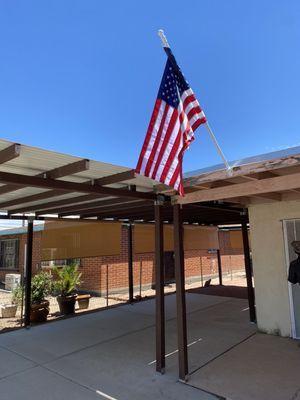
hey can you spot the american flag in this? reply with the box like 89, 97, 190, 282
136, 47, 206, 195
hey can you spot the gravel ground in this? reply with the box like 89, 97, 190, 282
0, 271, 246, 333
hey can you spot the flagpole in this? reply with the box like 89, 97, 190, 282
157, 29, 232, 175
204, 122, 232, 173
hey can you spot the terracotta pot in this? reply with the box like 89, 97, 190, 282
30, 300, 50, 323
57, 294, 77, 315
77, 294, 91, 310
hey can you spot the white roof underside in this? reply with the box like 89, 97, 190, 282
0, 138, 158, 214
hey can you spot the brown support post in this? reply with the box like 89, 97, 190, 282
241, 220, 256, 323
155, 202, 165, 373
128, 223, 134, 303
24, 219, 33, 328
173, 204, 188, 381
217, 249, 223, 286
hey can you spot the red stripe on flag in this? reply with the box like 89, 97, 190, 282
135, 99, 162, 173
183, 94, 196, 109
187, 106, 202, 121
169, 162, 181, 187
192, 116, 207, 131
144, 104, 169, 176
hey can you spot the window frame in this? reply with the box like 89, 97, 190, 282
0, 238, 19, 270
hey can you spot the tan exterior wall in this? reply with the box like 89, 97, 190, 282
248, 200, 300, 337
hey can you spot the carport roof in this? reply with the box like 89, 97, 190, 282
0, 138, 245, 225
3, 138, 300, 222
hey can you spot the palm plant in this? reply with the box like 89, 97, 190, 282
53, 262, 82, 297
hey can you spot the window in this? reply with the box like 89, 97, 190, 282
0, 239, 19, 270
41, 258, 81, 268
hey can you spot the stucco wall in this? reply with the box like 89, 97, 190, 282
248, 200, 300, 337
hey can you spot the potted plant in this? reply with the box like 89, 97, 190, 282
30, 272, 52, 322
53, 263, 82, 315
12, 272, 52, 323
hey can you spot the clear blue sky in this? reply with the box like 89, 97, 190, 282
0, 0, 299, 172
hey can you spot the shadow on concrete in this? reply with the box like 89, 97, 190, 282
187, 284, 248, 299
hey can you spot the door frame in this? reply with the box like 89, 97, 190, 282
282, 219, 299, 339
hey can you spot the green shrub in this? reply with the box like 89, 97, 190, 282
12, 271, 52, 305
12, 285, 23, 305
31, 272, 52, 304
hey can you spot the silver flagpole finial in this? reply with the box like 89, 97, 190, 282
158, 29, 170, 48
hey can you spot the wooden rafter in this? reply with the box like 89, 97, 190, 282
8, 194, 109, 215
0, 169, 137, 211
77, 202, 151, 218
0, 143, 21, 164
0, 189, 71, 210
43, 198, 148, 217
0, 170, 156, 200
178, 171, 300, 204
183, 153, 300, 188
0, 159, 90, 196
93, 170, 135, 185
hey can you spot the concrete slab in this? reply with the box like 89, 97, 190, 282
187, 333, 300, 400
45, 326, 216, 400
0, 366, 103, 400
0, 293, 257, 400
167, 299, 256, 374
44, 296, 254, 400
122, 293, 230, 319
0, 307, 154, 364
0, 346, 36, 379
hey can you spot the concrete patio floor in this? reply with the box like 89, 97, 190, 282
0, 292, 265, 400
188, 332, 300, 400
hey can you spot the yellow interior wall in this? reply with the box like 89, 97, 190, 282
134, 224, 219, 253
41, 221, 121, 260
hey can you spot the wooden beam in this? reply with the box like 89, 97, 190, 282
8, 194, 108, 214
58, 199, 150, 217
173, 204, 188, 381
0, 159, 90, 196
183, 152, 300, 188
39, 197, 130, 216
38, 159, 90, 179
251, 193, 282, 202
155, 202, 165, 373
178, 171, 300, 204
0, 189, 69, 209
187, 203, 243, 214
93, 170, 135, 186
79, 203, 151, 218
0, 143, 21, 164
0, 170, 157, 200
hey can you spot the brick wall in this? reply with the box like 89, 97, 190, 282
0, 231, 42, 282
0, 226, 245, 294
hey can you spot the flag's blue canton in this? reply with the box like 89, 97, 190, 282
157, 59, 189, 108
